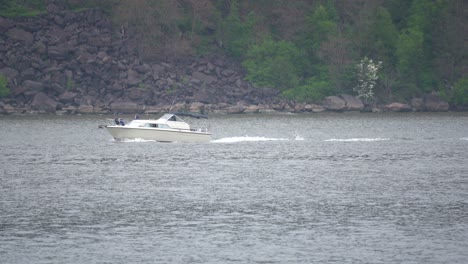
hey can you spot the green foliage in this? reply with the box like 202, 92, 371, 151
66, 77, 74, 90
303, 3, 337, 55
218, 1, 254, 59
64, 0, 118, 13
282, 77, 334, 102
370, 7, 399, 63
0, 74, 10, 98
309, 5, 336, 44
243, 39, 306, 90
0, 0, 45, 17
451, 77, 468, 105
396, 28, 424, 81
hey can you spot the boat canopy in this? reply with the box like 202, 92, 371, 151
170, 112, 208, 119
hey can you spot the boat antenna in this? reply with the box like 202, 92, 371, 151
169, 94, 178, 112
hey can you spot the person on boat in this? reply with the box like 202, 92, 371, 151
119, 118, 125, 126
134, 114, 140, 119
114, 117, 119, 125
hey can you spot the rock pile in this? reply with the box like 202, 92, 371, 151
0, 6, 280, 114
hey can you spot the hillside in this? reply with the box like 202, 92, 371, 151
0, 0, 467, 114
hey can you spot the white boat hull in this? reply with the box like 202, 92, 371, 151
106, 126, 211, 142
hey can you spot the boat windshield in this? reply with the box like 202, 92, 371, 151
160, 114, 184, 122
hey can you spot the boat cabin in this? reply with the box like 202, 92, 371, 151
125, 113, 191, 130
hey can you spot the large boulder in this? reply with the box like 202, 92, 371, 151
0, 67, 19, 80
322, 96, 346, 111
1, 104, 17, 114
410, 98, 424, 111
339, 94, 364, 111
384, 102, 411, 112
58, 91, 77, 103
189, 102, 206, 113
7, 28, 34, 44
304, 104, 325, 113
192, 71, 217, 84
47, 46, 74, 60
424, 94, 449, 111
0, 17, 14, 29
227, 104, 246, 114
23, 80, 46, 92
31, 92, 58, 112
77, 105, 95, 114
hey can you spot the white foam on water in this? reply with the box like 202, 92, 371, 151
324, 138, 390, 142
460, 138, 468, 141
212, 136, 290, 143
294, 135, 305, 141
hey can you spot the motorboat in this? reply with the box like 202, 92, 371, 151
105, 112, 211, 142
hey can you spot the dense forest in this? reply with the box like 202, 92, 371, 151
1, 0, 467, 106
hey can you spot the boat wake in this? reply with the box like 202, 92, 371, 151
324, 137, 390, 142
212, 136, 294, 143
461, 138, 468, 141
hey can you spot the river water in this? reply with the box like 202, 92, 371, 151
1, 112, 467, 263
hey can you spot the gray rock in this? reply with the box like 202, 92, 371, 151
410, 98, 424, 111
88, 35, 111, 47
51, 83, 66, 94
339, 94, 364, 110
23, 80, 46, 91
128, 88, 151, 101
384, 102, 411, 112
77, 104, 94, 114
227, 104, 246, 114
304, 104, 325, 113
322, 96, 346, 111
0, 17, 14, 29
2, 104, 16, 114
193, 89, 215, 104
192, 71, 217, 84
134, 64, 151, 74
58, 91, 77, 103
0, 67, 19, 80
7, 28, 34, 44
424, 94, 449, 111
20, 68, 36, 80
48, 46, 74, 60
31, 92, 58, 112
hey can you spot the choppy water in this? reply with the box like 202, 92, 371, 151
1, 112, 467, 263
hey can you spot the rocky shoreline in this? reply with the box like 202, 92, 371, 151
0, 5, 460, 116
0, 92, 454, 115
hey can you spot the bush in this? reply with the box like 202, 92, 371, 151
0, 74, 10, 97
243, 39, 306, 90
452, 77, 468, 105
282, 77, 334, 102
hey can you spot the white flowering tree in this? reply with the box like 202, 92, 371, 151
353, 57, 382, 103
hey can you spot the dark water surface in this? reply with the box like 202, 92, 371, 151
1, 112, 467, 263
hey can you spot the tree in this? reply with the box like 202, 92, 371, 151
353, 57, 382, 103
243, 39, 306, 90
396, 28, 424, 82
217, 1, 253, 59
370, 7, 399, 64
